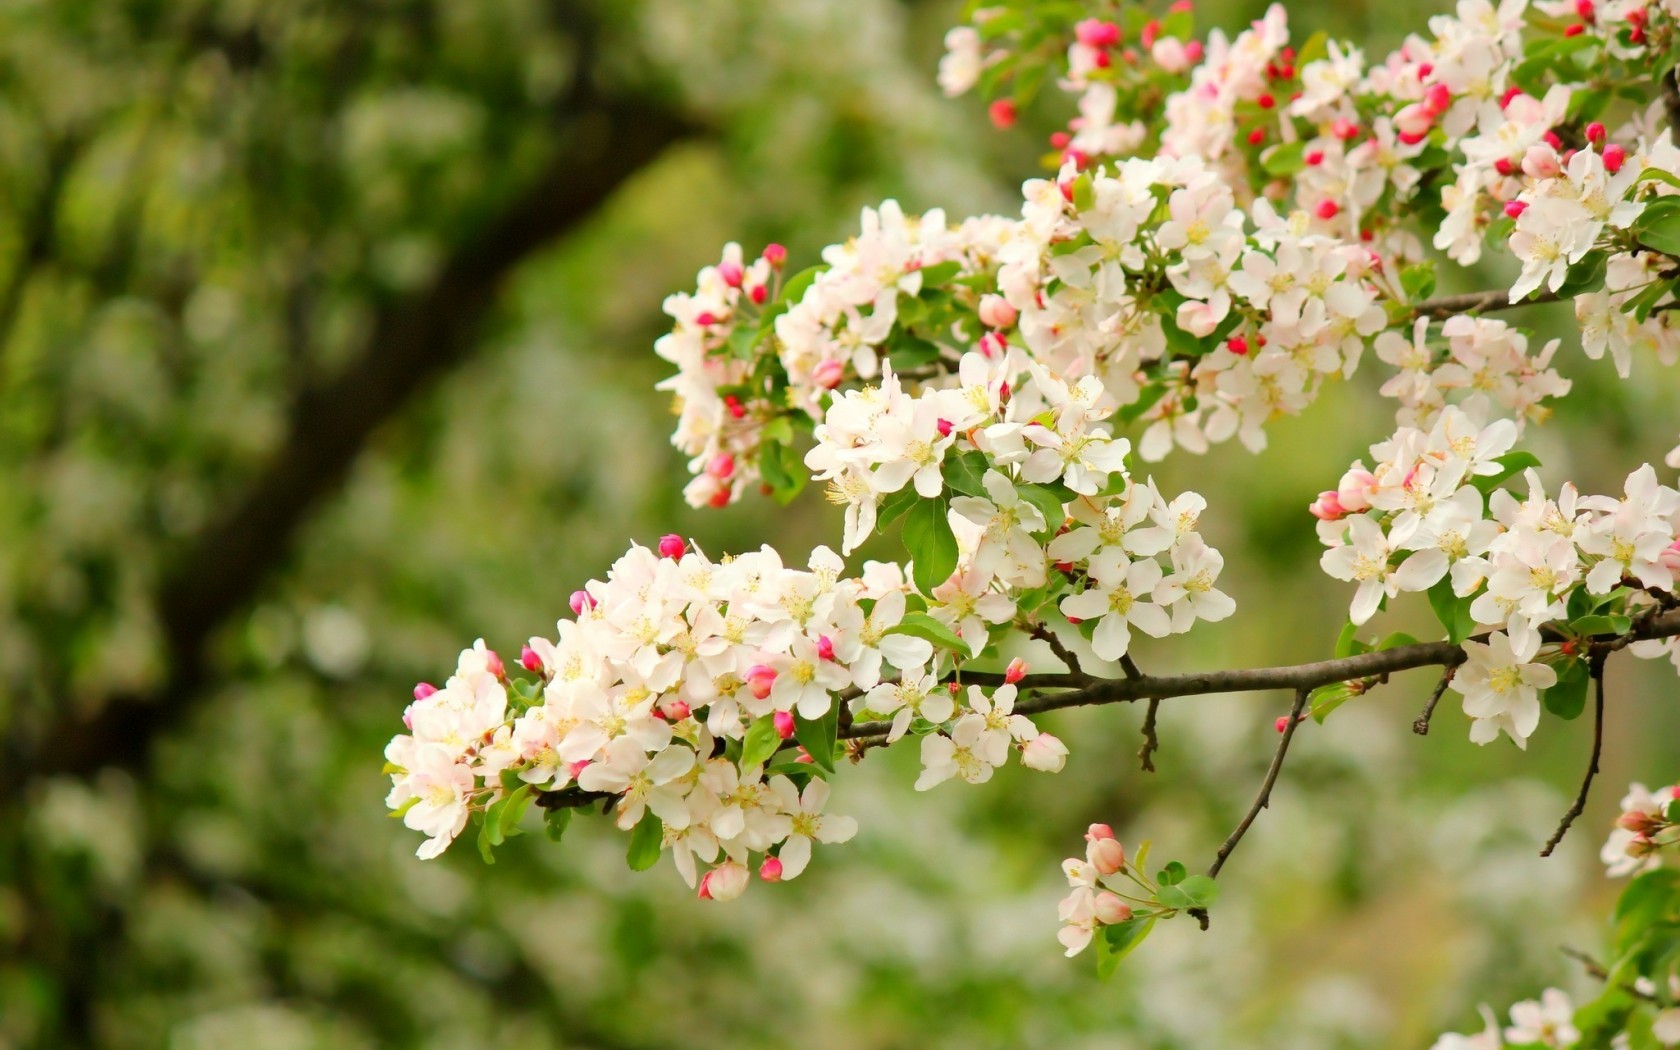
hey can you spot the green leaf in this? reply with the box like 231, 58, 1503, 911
1638, 167, 1680, 191
1156, 861, 1187, 886
1260, 140, 1305, 177
1634, 197, 1680, 256
904, 499, 959, 596
740, 716, 783, 769
1571, 613, 1632, 637
1378, 632, 1420, 650
777, 265, 823, 309
1095, 916, 1156, 980
1016, 483, 1068, 534
626, 812, 664, 871
1543, 658, 1590, 720
495, 784, 534, 842
1556, 250, 1608, 298
757, 437, 808, 505
875, 485, 920, 531
1309, 682, 1357, 724
388, 796, 419, 820
1071, 173, 1096, 212
942, 451, 990, 497
1471, 451, 1542, 496
1334, 620, 1361, 659
478, 823, 497, 865
543, 807, 573, 843
1399, 262, 1437, 302
794, 708, 839, 773
917, 260, 962, 286
1118, 382, 1169, 425
1155, 874, 1218, 910
1426, 578, 1477, 644
888, 612, 970, 655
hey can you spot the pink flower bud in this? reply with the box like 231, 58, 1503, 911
698, 861, 749, 901
1423, 83, 1452, 116
979, 331, 1008, 358
1274, 715, 1291, 733
988, 98, 1017, 129
1618, 810, 1659, 834
413, 682, 438, 701
1543, 129, 1563, 151
1005, 657, 1028, 684
568, 759, 590, 780
1304, 149, 1324, 166
746, 664, 777, 700
1659, 540, 1680, 573
816, 634, 836, 661
795, 747, 814, 764
1504, 199, 1528, 219
1494, 157, 1516, 176
1586, 121, 1606, 145
663, 699, 692, 721
1315, 199, 1341, 220
978, 294, 1018, 329
1604, 144, 1627, 174
1076, 18, 1122, 48
1151, 37, 1191, 72
1088, 836, 1126, 875
812, 358, 845, 389
1575, 0, 1595, 19
762, 243, 787, 267
1184, 39, 1204, 63
483, 649, 506, 680
1140, 19, 1160, 49
658, 534, 687, 559
1226, 335, 1249, 355
1247, 127, 1266, 146
725, 395, 747, 420
936, 418, 954, 438
1094, 891, 1133, 925
717, 260, 744, 288
1336, 466, 1376, 512
1022, 733, 1069, 772
1522, 144, 1561, 179
1308, 490, 1347, 521
706, 452, 736, 480
694, 311, 719, 327
759, 856, 785, 882
1563, 22, 1585, 36
1086, 823, 1116, 842
774, 710, 796, 739
570, 589, 595, 616
1065, 616, 1082, 626
749, 284, 768, 305
1331, 117, 1360, 141
520, 645, 544, 673
1394, 102, 1434, 137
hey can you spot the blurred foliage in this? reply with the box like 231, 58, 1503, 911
2, 0, 1680, 1048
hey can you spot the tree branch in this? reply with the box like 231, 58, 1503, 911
1137, 698, 1160, 772
1411, 286, 1562, 319
842, 609, 1680, 740
11, 94, 699, 787
1207, 688, 1309, 880
1540, 652, 1607, 857
1412, 663, 1461, 736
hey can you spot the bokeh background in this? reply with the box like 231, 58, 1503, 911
3, 1, 1678, 1047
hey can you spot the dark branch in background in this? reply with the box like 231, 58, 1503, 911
9, 93, 699, 790
1665, 70, 1680, 139
1207, 688, 1309, 880
1412, 663, 1461, 736
1541, 651, 1608, 857
1028, 620, 1084, 674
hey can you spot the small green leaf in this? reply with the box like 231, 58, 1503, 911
1015, 483, 1068, 534
389, 796, 419, 820
941, 451, 990, 497
478, 824, 497, 865
1156, 861, 1187, 886
1399, 262, 1437, 302
875, 486, 920, 531
1309, 682, 1357, 724
1260, 141, 1305, 177
794, 708, 840, 773
1334, 621, 1361, 659
1556, 250, 1608, 298
1543, 658, 1590, 720
1378, 632, 1420, 650
904, 499, 959, 596
1095, 916, 1156, 980
543, 807, 573, 843
1635, 197, 1680, 256
740, 716, 783, 769
1471, 451, 1542, 496
626, 812, 665, 871
917, 260, 962, 286
1156, 874, 1218, 910
495, 784, 534, 842
1571, 613, 1632, 637
888, 612, 969, 655
1427, 578, 1478, 644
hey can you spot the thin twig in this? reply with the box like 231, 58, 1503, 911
1561, 945, 1662, 1002
1412, 663, 1460, 736
1119, 654, 1142, 680
1028, 621, 1084, 675
1541, 653, 1607, 857
1137, 698, 1161, 772
1208, 688, 1311, 880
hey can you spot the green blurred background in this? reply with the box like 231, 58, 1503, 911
2, 1, 1678, 1047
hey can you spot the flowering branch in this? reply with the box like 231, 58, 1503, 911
1207, 687, 1310, 880
1411, 665, 1462, 736
1411, 286, 1563, 319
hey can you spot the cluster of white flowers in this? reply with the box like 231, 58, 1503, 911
1316, 406, 1680, 746
1506, 140, 1644, 301
1601, 779, 1679, 877
1375, 315, 1568, 429
654, 242, 784, 509
1430, 988, 1580, 1050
